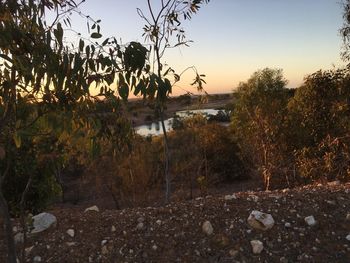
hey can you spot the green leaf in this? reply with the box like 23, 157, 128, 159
79, 39, 84, 52
91, 32, 102, 39
118, 83, 129, 101
13, 132, 21, 148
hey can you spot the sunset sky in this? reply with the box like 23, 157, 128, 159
68, 0, 346, 95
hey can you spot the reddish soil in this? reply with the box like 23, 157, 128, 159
1, 182, 350, 262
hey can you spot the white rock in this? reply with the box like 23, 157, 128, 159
346, 213, 350, 221
304, 216, 317, 226
33, 256, 42, 262
346, 234, 350, 241
247, 211, 275, 231
111, 225, 116, 232
202, 221, 214, 235
224, 194, 237, 200
66, 229, 75, 238
285, 222, 291, 228
156, 220, 162, 225
84, 205, 99, 213
250, 240, 264, 254
152, 244, 158, 250
31, 213, 57, 234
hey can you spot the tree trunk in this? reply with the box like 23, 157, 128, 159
160, 110, 170, 203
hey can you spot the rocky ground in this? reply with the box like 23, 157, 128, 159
1, 182, 350, 263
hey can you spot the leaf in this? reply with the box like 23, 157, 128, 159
13, 132, 21, 148
79, 39, 84, 52
91, 32, 102, 39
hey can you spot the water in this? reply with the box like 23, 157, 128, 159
134, 109, 220, 136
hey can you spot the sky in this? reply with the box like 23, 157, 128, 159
66, 0, 347, 95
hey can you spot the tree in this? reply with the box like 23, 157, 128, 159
288, 69, 350, 149
341, 0, 350, 63
231, 68, 291, 190
136, 0, 209, 203
0, 1, 147, 262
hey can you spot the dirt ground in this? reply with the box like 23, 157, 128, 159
1, 181, 350, 262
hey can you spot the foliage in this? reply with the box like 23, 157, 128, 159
295, 136, 350, 182
137, 0, 210, 202
287, 69, 350, 149
231, 68, 291, 189
341, 0, 350, 63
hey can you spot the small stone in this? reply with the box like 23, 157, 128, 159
111, 226, 116, 232
250, 240, 264, 254
247, 210, 275, 231
101, 246, 108, 255
202, 221, 214, 235
346, 234, 350, 241
285, 222, 291, 228
229, 249, 239, 258
280, 256, 288, 263
84, 205, 99, 213
31, 213, 57, 234
305, 216, 317, 226
156, 220, 162, 225
224, 194, 237, 200
346, 213, 350, 221
33, 256, 42, 262
136, 222, 144, 230
152, 244, 158, 250
66, 229, 75, 238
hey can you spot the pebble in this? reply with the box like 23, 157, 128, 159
152, 244, 158, 250
84, 205, 99, 213
346, 213, 350, 221
304, 216, 317, 226
224, 194, 237, 200
346, 234, 350, 241
229, 249, 239, 258
250, 240, 264, 254
33, 256, 42, 262
101, 246, 108, 255
136, 222, 144, 230
111, 226, 116, 232
66, 229, 75, 238
284, 222, 291, 228
202, 221, 214, 235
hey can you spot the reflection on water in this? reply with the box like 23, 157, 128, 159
135, 109, 220, 136
134, 118, 174, 137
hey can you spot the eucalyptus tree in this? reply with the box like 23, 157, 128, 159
341, 0, 350, 63
0, 1, 147, 262
136, 0, 209, 203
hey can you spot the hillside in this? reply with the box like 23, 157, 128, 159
1, 182, 349, 262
